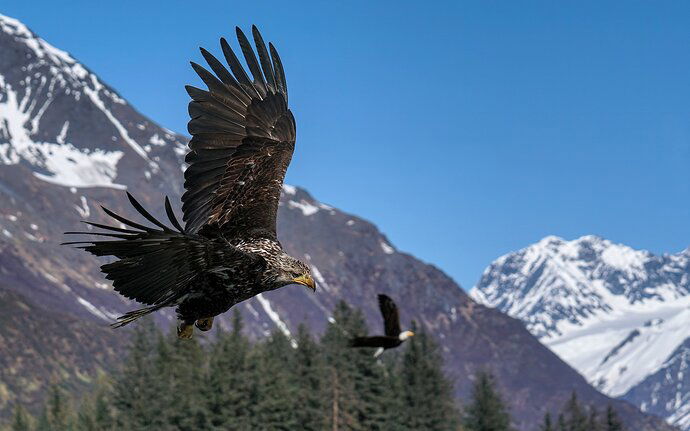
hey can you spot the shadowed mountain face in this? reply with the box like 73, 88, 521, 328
0, 14, 676, 430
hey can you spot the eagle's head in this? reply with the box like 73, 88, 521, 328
275, 255, 316, 291
399, 330, 415, 341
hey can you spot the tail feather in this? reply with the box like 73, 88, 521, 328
111, 304, 166, 328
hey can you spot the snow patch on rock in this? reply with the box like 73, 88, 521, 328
256, 293, 296, 347
288, 200, 319, 216
380, 240, 395, 255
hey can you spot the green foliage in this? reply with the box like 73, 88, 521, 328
204, 310, 255, 430
557, 413, 567, 431
547, 393, 626, 431
252, 331, 300, 430
399, 322, 458, 430
292, 324, 327, 431
110, 318, 161, 430
38, 386, 73, 431
462, 370, 511, 431
74, 377, 113, 431
587, 407, 602, 431
562, 392, 588, 431
161, 332, 208, 431
605, 405, 624, 431
321, 300, 377, 430
11, 405, 31, 431
24, 302, 463, 430
540, 412, 553, 431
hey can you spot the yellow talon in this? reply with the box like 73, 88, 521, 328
177, 322, 194, 339
195, 317, 214, 332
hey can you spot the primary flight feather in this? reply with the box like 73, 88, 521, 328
64, 26, 315, 338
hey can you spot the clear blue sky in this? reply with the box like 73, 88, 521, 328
4, 1, 689, 289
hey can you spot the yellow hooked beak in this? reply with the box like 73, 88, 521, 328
292, 274, 316, 292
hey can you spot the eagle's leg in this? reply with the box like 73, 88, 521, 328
195, 317, 214, 332
177, 319, 195, 339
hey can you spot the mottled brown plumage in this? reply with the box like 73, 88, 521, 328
64, 27, 314, 337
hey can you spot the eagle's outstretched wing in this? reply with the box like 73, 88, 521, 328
182, 26, 296, 239
378, 294, 401, 337
63, 193, 264, 326
350, 336, 396, 348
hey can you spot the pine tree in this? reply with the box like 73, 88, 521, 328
161, 328, 209, 431
40, 385, 72, 431
204, 310, 255, 430
251, 330, 300, 430
399, 324, 458, 430
110, 319, 163, 430
605, 405, 624, 431
74, 377, 114, 431
462, 371, 511, 431
562, 392, 587, 431
353, 342, 396, 431
11, 404, 32, 431
37, 411, 50, 431
557, 414, 567, 431
321, 300, 380, 430
587, 407, 601, 431
293, 324, 327, 431
540, 412, 553, 431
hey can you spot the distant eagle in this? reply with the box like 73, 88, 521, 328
65, 26, 315, 338
350, 294, 414, 357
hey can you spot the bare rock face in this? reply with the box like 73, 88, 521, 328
0, 14, 676, 430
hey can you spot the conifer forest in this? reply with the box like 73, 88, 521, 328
5, 301, 626, 431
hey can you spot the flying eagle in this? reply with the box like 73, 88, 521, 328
350, 294, 414, 357
65, 26, 315, 338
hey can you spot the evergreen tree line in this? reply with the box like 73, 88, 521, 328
539, 392, 625, 431
8, 301, 459, 431
461, 372, 627, 431
6, 300, 629, 431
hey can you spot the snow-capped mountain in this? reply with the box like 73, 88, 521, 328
471, 235, 690, 429
625, 337, 690, 430
0, 14, 676, 430
0, 14, 188, 190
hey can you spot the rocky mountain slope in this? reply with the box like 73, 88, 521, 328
471, 235, 690, 429
625, 338, 690, 431
0, 13, 676, 430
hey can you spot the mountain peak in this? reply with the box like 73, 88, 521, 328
0, 14, 187, 191
472, 234, 690, 422
0, 13, 76, 68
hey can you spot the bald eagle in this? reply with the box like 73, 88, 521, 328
350, 294, 414, 357
65, 26, 315, 338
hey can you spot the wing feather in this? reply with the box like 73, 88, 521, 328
236, 27, 268, 98
378, 294, 401, 337
220, 37, 261, 100
182, 27, 295, 238
64, 198, 261, 307
350, 336, 396, 348
252, 25, 277, 92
